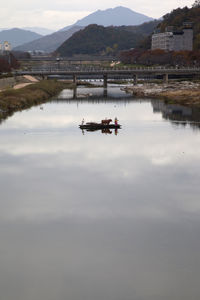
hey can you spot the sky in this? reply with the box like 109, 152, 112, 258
0, 0, 195, 30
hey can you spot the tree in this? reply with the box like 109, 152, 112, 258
193, 0, 200, 7
0, 57, 11, 72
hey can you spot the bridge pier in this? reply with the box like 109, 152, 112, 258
73, 86, 77, 99
73, 74, 77, 85
103, 88, 108, 98
133, 74, 138, 85
103, 74, 107, 88
163, 73, 169, 83
42, 75, 48, 80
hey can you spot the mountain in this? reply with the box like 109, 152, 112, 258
22, 27, 55, 35
119, 20, 160, 36
60, 6, 153, 31
14, 26, 83, 52
56, 24, 148, 56
12, 6, 154, 53
0, 28, 42, 48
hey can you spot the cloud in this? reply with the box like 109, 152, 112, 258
0, 0, 195, 30
0, 9, 90, 30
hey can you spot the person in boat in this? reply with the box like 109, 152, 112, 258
114, 117, 118, 126
82, 118, 85, 125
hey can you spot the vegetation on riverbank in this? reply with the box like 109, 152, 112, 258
0, 80, 74, 118
119, 49, 200, 67
161, 89, 200, 105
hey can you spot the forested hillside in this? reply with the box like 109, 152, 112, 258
156, 4, 200, 49
56, 21, 158, 57
137, 2, 200, 50
119, 48, 200, 66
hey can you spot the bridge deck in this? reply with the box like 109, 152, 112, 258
13, 67, 200, 76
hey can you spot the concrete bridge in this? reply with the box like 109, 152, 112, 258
13, 67, 200, 87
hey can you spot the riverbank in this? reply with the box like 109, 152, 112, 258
0, 75, 39, 91
122, 81, 200, 106
0, 80, 74, 120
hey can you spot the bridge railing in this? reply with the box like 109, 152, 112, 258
13, 66, 200, 75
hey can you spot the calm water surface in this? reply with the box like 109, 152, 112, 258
0, 85, 200, 300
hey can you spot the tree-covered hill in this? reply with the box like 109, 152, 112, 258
137, 2, 200, 50
156, 4, 200, 49
119, 20, 160, 36
55, 22, 158, 57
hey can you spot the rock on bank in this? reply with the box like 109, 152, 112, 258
122, 81, 200, 106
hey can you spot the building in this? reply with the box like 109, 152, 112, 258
0, 41, 12, 53
151, 23, 193, 51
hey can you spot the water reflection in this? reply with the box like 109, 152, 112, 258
79, 117, 121, 135
57, 86, 200, 131
81, 127, 119, 135
0, 85, 200, 300
151, 99, 200, 130
58, 85, 133, 101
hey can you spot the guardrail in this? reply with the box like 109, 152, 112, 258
12, 67, 200, 86
13, 67, 200, 74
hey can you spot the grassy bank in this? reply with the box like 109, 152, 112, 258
160, 89, 200, 106
0, 80, 74, 113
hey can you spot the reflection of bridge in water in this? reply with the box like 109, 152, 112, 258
70, 87, 133, 100
55, 85, 133, 100
13, 67, 200, 87
72, 86, 110, 99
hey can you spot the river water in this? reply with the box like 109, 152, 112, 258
1, 84, 200, 300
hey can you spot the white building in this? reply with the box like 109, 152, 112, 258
151, 23, 193, 51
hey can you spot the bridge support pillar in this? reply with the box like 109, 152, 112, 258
73, 86, 77, 99
133, 74, 138, 85
163, 73, 169, 83
103, 74, 107, 88
103, 88, 108, 98
73, 75, 77, 85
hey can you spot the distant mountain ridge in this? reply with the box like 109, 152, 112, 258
22, 27, 55, 35
60, 6, 153, 31
14, 26, 83, 52
13, 6, 155, 52
0, 28, 42, 48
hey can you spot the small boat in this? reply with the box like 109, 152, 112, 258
79, 122, 121, 130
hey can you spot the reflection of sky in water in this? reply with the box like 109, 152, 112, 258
0, 87, 200, 300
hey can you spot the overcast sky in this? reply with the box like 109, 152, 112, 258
0, 0, 195, 30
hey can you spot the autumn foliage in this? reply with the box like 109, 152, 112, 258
0, 53, 20, 73
119, 49, 200, 66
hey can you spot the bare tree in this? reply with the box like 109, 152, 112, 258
193, 0, 200, 7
